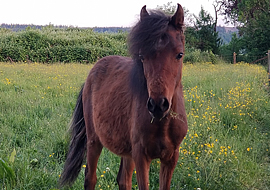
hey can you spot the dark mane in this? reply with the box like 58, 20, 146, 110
130, 59, 148, 99
128, 10, 171, 60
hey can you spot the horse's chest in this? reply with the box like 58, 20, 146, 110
144, 136, 175, 160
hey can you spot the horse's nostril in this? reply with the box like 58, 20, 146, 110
147, 97, 169, 115
147, 98, 156, 113
160, 98, 169, 112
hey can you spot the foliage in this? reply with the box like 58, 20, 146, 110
156, 1, 177, 15
218, 0, 270, 59
0, 27, 128, 63
184, 48, 215, 64
192, 7, 221, 54
184, 7, 221, 55
239, 11, 270, 58
209, 50, 218, 64
0, 62, 269, 189
184, 27, 199, 49
217, 0, 269, 24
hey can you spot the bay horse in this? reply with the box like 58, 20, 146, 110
60, 4, 187, 190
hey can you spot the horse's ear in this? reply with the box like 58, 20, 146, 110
140, 5, 149, 20
170, 4, 184, 30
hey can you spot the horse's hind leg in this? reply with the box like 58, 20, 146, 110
84, 131, 103, 190
83, 95, 103, 189
117, 157, 135, 190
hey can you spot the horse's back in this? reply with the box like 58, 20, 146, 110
84, 55, 134, 156
89, 56, 132, 86
88, 55, 133, 95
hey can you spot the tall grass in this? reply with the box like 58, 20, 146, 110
0, 62, 269, 189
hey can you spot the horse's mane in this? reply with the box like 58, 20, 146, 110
128, 10, 171, 61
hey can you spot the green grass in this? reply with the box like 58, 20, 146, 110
0, 62, 269, 190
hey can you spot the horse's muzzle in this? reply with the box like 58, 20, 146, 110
147, 97, 170, 120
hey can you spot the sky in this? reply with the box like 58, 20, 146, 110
0, 0, 229, 27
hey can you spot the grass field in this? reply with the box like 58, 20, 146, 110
0, 62, 269, 190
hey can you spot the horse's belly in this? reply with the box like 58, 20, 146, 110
91, 80, 133, 156
93, 115, 132, 156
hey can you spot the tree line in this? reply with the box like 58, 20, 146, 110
0, 23, 232, 44
0, 24, 130, 33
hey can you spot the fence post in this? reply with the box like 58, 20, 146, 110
268, 50, 270, 86
233, 52, 237, 64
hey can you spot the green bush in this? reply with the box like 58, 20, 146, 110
0, 27, 128, 63
184, 48, 222, 64
184, 48, 209, 63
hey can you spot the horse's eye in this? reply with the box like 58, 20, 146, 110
176, 53, 183, 60
139, 54, 145, 62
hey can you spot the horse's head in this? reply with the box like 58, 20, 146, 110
129, 4, 185, 120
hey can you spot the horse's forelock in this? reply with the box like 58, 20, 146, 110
128, 10, 171, 60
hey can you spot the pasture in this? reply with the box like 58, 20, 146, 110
0, 62, 269, 189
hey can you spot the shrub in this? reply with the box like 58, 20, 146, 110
184, 48, 210, 63
0, 28, 128, 63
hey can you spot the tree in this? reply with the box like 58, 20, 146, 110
217, 0, 269, 24
212, 1, 223, 32
156, 1, 176, 15
193, 7, 221, 54
217, 0, 270, 58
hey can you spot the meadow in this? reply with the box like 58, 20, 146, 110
0, 62, 269, 190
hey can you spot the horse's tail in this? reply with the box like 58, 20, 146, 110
59, 85, 86, 187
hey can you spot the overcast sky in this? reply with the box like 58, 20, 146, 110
1, 0, 228, 27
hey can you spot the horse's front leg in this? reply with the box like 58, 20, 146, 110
117, 157, 135, 190
133, 148, 151, 190
159, 150, 179, 190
